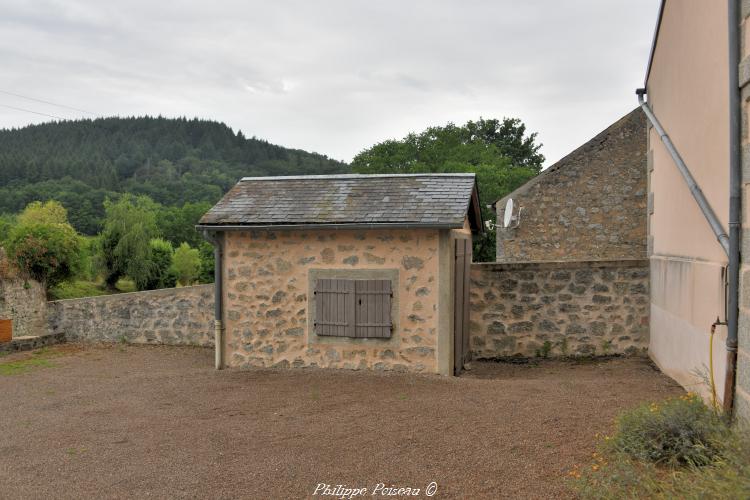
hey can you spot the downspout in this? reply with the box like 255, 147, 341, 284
202, 230, 224, 370
636, 0, 742, 415
724, 0, 741, 416
636, 89, 731, 255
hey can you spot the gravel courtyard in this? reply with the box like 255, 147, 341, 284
0, 345, 682, 499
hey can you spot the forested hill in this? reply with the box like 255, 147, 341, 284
0, 116, 349, 234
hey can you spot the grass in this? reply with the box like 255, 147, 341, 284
0, 347, 62, 376
48, 280, 110, 300
48, 277, 138, 300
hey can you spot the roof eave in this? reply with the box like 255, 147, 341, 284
196, 222, 466, 232
644, 0, 666, 87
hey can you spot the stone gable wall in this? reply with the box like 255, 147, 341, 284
0, 278, 47, 339
736, 0, 750, 422
222, 228, 442, 373
496, 109, 647, 262
47, 284, 214, 346
469, 260, 649, 358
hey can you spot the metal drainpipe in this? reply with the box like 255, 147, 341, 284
636, 89, 731, 255
724, 0, 741, 416
202, 230, 224, 370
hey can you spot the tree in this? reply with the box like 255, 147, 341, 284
16, 200, 69, 225
198, 241, 215, 283
142, 238, 176, 290
171, 242, 201, 286
0, 213, 16, 244
5, 202, 81, 287
465, 118, 544, 170
158, 201, 212, 248
352, 117, 544, 261
98, 195, 159, 290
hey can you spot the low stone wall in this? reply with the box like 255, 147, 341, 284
469, 260, 649, 358
47, 284, 215, 346
0, 332, 66, 353
0, 278, 47, 339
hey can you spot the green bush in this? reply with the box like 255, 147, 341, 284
573, 394, 749, 499
198, 241, 214, 283
171, 242, 201, 286
142, 238, 176, 290
6, 221, 81, 288
608, 393, 727, 467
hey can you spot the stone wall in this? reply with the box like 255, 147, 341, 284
0, 278, 47, 339
222, 228, 444, 373
469, 260, 649, 358
496, 109, 647, 262
737, 0, 750, 422
0, 332, 65, 354
47, 284, 215, 346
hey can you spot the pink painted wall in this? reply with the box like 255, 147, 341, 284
646, 0, 730, 401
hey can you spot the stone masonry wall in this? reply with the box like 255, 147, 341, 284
222, 228, 441, 373
736, 0, 750, 422
470, 260, 649, 358
0, 278, 47, 339
496, 108, 647, 262
47, 284, 214, 346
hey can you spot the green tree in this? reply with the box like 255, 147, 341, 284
6, 202, 81, 287
198, 241, 215, 283
158, 202, 212, 248
171, 242, 201, 286
17, 200, 69, 225
0, 213, 16, 244
141, 238, 176, 290
352, 117, 544, 261
98, 195, 160, 290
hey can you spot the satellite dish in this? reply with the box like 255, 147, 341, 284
503, 198, 514, 228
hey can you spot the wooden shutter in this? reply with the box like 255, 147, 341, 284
354, 280, 392, 338
314, 279, 355, 336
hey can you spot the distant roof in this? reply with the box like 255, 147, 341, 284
198, 173, 483, 231
492, 108, 644, 207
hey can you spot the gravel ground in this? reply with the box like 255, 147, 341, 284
0, 345, 683, 499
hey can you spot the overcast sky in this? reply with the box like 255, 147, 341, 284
0, 0, 660, 166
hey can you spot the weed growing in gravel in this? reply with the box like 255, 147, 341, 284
572, 393, 750, 499
536, 341, 552, 358
0, 357, 53, 376
559, 338, 569, 356
610, 393, 727, 467
0, 347, 62, 376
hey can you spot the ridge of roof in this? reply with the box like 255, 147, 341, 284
240, 173, 476, 181
492, 107, 644, 208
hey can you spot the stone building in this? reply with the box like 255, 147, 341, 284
466, 109, 651, 362
198, 174, 482, 376
494, 108, 647, 263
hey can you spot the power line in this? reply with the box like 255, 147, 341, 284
0, 103, 66, 120
0, 89, 96, 116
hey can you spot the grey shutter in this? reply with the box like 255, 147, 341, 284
315, 279, 355, 336
354, 280, 392, 338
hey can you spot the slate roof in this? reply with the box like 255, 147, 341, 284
198, 173, 481, 230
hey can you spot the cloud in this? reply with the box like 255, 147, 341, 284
0, 0, 660, 164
